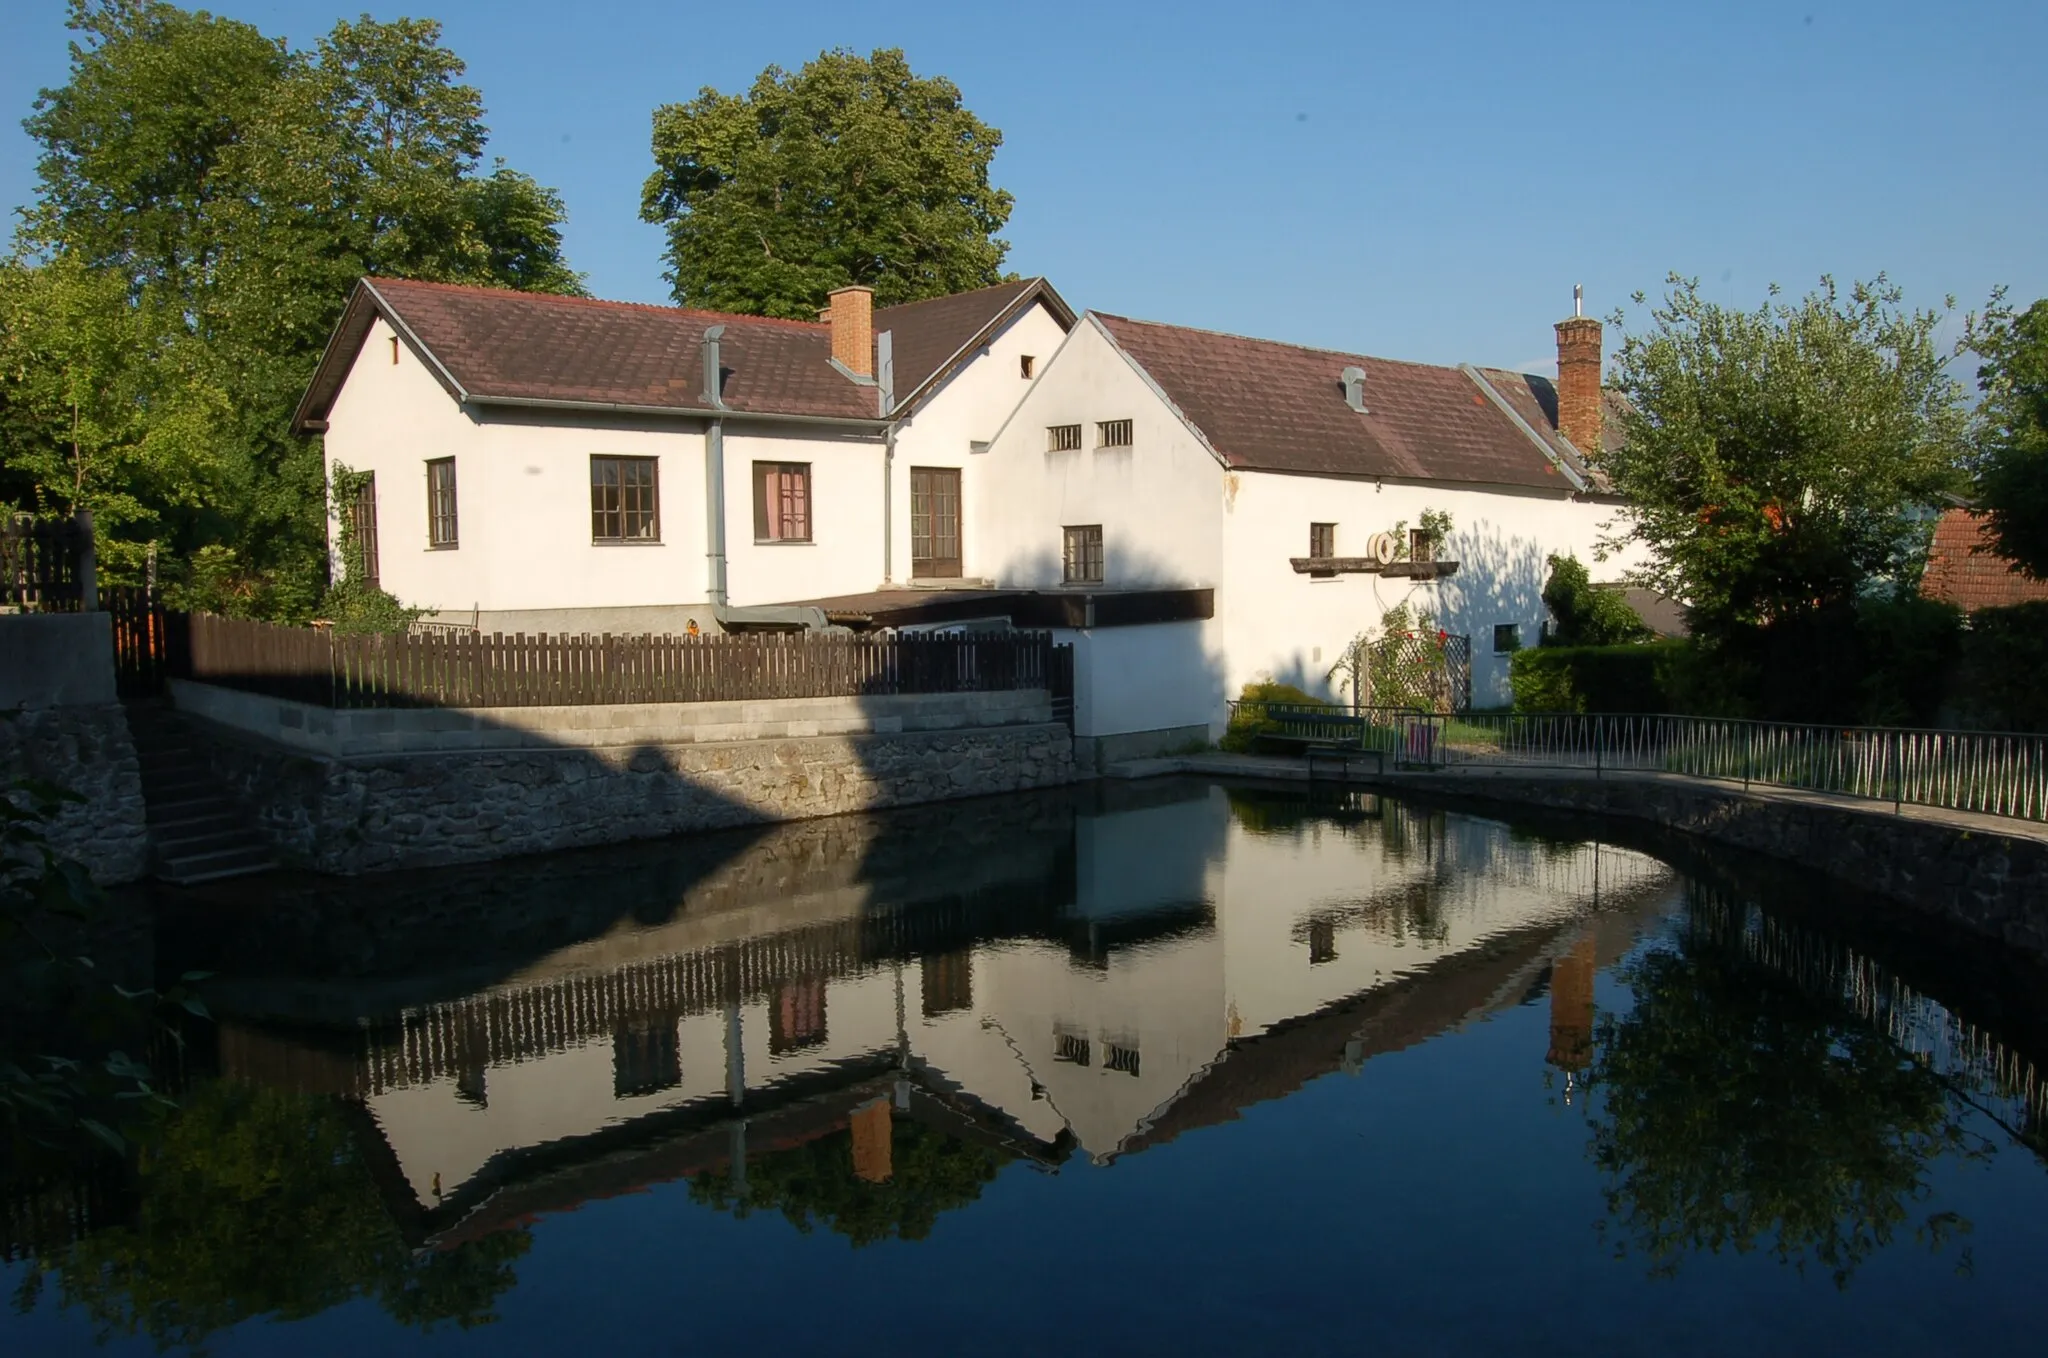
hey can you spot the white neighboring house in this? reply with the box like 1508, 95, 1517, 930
293, 276, 1074, 633
963, 304, 1647, 757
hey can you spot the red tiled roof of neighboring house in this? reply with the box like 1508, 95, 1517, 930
294, 276, 1072, 433
1094, 314, 1593, 491
1472, 367, 1626, 490
875, 277, 1074, 408
1921, 508, 2048, 613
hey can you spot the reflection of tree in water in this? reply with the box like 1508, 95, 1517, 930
690, 1116, 1012, 1247
1587, 891, 1989, 1286
14, 1081, 529, 1349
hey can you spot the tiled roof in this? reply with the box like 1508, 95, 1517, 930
1095, 315, 1579, 490
876, 277, 1074, 408
1921, 509, 2048, 613
1472, 367, 1620, 490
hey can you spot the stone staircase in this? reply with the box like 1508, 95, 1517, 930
126, 705, 277, 884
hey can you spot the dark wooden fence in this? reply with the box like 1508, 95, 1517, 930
107, 585, 170, 698
173, 611, 1069, 710
1, 512, 94, 611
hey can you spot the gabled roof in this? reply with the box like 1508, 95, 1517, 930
294, 276, 1074, 434
1091, 313, 1602, 493
1921, 508, 2048, 614
876, 277, 1075, 413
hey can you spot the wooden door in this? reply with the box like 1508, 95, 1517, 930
910, 467, 962, 578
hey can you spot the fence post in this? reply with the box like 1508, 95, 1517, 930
1893, 730, 1904, 815
74, 509, 97, 611
1595, 714, 1603, 780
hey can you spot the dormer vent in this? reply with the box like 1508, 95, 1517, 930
1341, 365, 1368, 414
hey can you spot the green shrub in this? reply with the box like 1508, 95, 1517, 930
1219, 680, 1327, 752
1511, 642, 1687, 713
1541, 554, 1654, 647
1954, 601, 2048, 732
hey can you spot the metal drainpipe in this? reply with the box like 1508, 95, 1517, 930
877, 330, 896, 584
702, 325, 729, 611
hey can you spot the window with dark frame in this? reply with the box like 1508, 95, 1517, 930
426, 458, 458, 548
1062, 524, 1103, 584
346, 473, 380, 588
1410, 527, 1434, 563
752, 461, 812, 542
1020, 354, 1036, 378
1104, 1042, 1141, 1077
1494, 623, 1522, 654
1054, 1030, 1092, 1066
1097, 418, 1133, 448
590, 456, 659, 542
1309, 522, 1336, 558
1047, 423, 1082, 452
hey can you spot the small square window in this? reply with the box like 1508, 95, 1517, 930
1047, 423, 1082, 452
1020, 355, 1035, 379
1493, 623, 1522, 654
752, 462, 812, 542
590, 456, 659, 542
1410, 528, 1435, 562
1062, 525, 1103, 584
1309, 522, 1336, 558
1097, 419, 1133, 448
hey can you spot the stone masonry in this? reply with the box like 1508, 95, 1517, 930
201, 720, 1076, 875
0, 703, 150, 885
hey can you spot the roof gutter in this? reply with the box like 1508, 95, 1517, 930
461, 393, 889, 430
1459, 364, 1590, 493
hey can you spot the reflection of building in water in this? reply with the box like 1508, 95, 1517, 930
209, 781, 1681, 1245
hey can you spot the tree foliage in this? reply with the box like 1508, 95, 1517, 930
1602, 275, 1969, 641
642, 48, 1014, 318
3, 1, 581, 618
28, 1080, 530, 1348
1964, 292, 2048, 579
1540, 553, 1652, 647
1587, 892, 1982, 1286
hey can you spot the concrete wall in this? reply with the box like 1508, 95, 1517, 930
0, 703, 148, 884
1050, 619, 1224, 760
889, 301, 1068, 582
973, 318, 1226, 591
169, 679, 1053, 758
0, 612, 116, 708
1220, 472, 1645, 708
200, 720, 1075, 875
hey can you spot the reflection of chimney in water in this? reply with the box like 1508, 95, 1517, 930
1547, 935, 1597, 1074
850, 1097, 894, 1184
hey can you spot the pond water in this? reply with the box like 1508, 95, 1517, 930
6, 779, 2048, 1356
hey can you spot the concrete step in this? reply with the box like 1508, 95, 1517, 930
156, 826, 260, 858
148, 808, 244, 837
158, 844, 276, 884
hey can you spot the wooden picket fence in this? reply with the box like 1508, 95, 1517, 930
1, 512, 93, 611
175, 611, 1065, 710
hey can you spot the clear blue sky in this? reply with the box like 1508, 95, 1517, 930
4, 0, 2043, 373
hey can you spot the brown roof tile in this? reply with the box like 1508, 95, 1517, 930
361, 278, 879, 421
1096, 315, 1573, 490
1921, 509, 2048, 614
875, 277, 1074, 408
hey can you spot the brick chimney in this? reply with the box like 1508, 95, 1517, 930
1554, 286, 1603, 455
827, 284, 874, 379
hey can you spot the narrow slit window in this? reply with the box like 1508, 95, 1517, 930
752, 462, 812, 542
1062, 525, 1103, 584
426, 458, 458, 548
1020, 355, 1036, 379
1310, 522, 1336, 558
1097, 419, 1133, 448
590, 456, 660, 542
1047, 423, 1082, 452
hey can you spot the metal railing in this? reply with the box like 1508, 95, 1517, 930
1225, 701, 1443, 767
1418, 712, 2048, 823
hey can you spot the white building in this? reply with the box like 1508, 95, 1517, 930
293, 275, 1074, 634
296, 276, 1646, 758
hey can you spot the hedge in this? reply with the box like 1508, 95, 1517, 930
1509, 641, 1686, 714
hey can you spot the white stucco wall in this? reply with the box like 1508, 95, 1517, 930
322, 316, 892, 619
1220, 472, 1643, 708
1054, 621, 1226, 741
887, 301, 1069, 583
973, 319, 1226, 590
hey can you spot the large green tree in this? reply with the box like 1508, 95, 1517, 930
4, 1, 581, 616
1602, 275, 1969, 641
1964, 292, 2048, 579
642, 48, 1014, 318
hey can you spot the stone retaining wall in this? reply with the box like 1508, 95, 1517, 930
198, 719, 1075, 875
1391, 771, 2048, 958
0, 703, 149, 884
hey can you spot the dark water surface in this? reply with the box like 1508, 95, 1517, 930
6, 779, 2047, 1355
